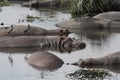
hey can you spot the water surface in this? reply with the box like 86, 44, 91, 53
0, 3, 120, 80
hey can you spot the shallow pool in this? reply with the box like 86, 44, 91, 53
0, 2, 120, 80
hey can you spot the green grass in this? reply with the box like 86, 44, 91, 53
26, 15, 40, 22
0, 7, 2, 12
70, 0, 120, 17
67, 69, 112, 80
0, 1, 12, 7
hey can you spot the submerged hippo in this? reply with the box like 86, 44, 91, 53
0, 36, 86, 52
27, 51, 64, 71
0, 39, 85, 54
70, 51, 120, 68
0, 25, 70, 36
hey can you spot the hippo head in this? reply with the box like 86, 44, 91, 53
79, 58, 94, 68
61, 37, 86, 53
59, 29, 70, 36
72, 39, 86, 49
70, 58, 94, 68
22, 1, 39, 8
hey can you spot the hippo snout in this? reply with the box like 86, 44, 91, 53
79, 58, 94, 68
76, 42, 86, 49
72, 41, 86, 49
69, 59, 94, 68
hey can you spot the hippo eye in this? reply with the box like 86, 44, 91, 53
60, 30, 63, 32
64, 29, 69, 33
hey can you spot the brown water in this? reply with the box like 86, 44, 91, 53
0, 2, 120, 80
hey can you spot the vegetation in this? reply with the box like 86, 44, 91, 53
67, 69, 112, 80
0, 1, 12, 7
0, 7, 2, 12
70, 0, 120, 17
26, 15, 40, 22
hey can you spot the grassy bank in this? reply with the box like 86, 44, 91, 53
70, 0, 120, 17
0, 1, 12, 7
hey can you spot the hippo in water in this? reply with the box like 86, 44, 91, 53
0, 36, 86, 53
56, 12, 120, 30
70, 51, 120, 68
93, 11, 120, 21
22, 0, 70, 8
0, 39, 86, 54
27, 51, 64, 71
0, 25, 70, 36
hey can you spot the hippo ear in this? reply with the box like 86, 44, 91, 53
60, 30, 63, 33
64, 29, 70, 34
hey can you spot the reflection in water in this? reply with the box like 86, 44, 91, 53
24, 54, 28, 60
40, 72, 44, 79
69, 27, 120, 48
69, 28, 112, 48
8, 54, 13, 67
0, 47, 43, 54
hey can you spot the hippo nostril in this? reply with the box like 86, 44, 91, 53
1, 22, 4, 25
79, 42, 86, 49
73, 42, 86, 49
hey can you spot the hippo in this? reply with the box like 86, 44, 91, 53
0, 36, 86, 53
27, 51, 64, 71
0, 39, 85, 54
56, 12, 120, 30
22, 0, 70, 8
69, 51, 120, 68
0, 25, 70, 36
93, 11, 120, 21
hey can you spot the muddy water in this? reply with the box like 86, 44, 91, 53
0, 3, 120, 80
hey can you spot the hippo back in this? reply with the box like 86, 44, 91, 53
93, 12, 120, 21
27, 51, 64, 71
0, 25, 47, 36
